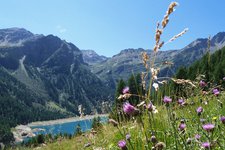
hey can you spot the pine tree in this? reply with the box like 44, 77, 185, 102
74, 124, 82, 136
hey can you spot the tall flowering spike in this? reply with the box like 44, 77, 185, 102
163, 96, 172, 104
123, 102, 135, 115
220, 116, 225, 124
118, 140, 127, 150
196, 106, 203, 116
122, 87, 129, 94
202, 142, 211, 149
199, 80, 206, 87
213, 88, 220, 96
202, 124, 215, 132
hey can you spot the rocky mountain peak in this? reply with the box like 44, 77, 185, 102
0, 28, 36, 47
82, 50, 108, 64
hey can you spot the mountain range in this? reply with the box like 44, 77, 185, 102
82, 32, 225, 89
0, 28, 225, 125
0, 28, 111, 124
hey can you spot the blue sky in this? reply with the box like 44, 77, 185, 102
1, 0, 225, 57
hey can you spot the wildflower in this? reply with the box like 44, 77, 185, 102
154, 142, 166, 150
150, 135, 157, 143
125, 134, 131, 140
152, 83, 159, 91
199, 80, 206, 87
223, 77, 225, 80
195, 134, 201, 140
147, 103, 153, 111
178, 99, 185, 105
212, 116, 217, 121
202, 124, 215, 132
213, 88, 220, 96
220, 116, 225, 124
122, 87, 129, 94
123, 102, 136, 115
178, 123, 186, 131
118, 140, 127, 150
201, 142, 211, 149
202, 91, 208, 95
163, 96, 172, 104
147, 103, 158, 113
196, 107, 203, 116
186, 138, 192, 145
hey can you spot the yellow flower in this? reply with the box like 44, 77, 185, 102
212, 117, 217, 121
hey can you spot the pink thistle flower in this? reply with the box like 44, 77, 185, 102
213, 89, 220, 96
118, 140, 127, 150
178, 123, 186, 131
202, 142, 211, 149
163, 96, 172, 103
123, 102, 135, 115
195, 134, 201, 140
196, 107, 203, 115
122, 87, 129, 94
199, 80, 206, 87
178, 99, 185, 105
202, 124, 215, 132
220, 116, 225, 124
126, 134, 131, 140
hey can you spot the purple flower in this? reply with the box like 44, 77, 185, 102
202, 124, 215, 132
202, 142, 211, 149
213, 89, 220, 96
223, 77, 225, 81
122, 87, 129, 94
220, 116, 225, 124
163, 96, 172, 104
147, 103, 153, 111
178, 123, 186, 131
118, 140, 127, 149
126, 134, 131, 140
178, 99, 185, 105
199, 80, 206, 87
150, 135, 157, 143
123, 102, 135, 115
195, 134, 201, 140
196, 107, 203, 115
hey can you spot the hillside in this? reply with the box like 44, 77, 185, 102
84, 32, 225, 90
176, 46, 225, 83
0, 28, 113, 139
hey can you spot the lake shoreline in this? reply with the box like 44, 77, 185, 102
28, 114, 109, 127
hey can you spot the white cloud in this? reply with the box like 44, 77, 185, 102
56, 25, 67, 33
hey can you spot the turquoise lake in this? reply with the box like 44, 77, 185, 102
30, 116, 108, 136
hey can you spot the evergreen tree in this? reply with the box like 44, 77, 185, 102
74, 124, 82, 136
91, 117, 102, 130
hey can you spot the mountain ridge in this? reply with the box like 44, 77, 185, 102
0, 28, 112, 127
82, 32, 225, 89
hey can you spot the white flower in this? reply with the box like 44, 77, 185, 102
152, 83, 159, 91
